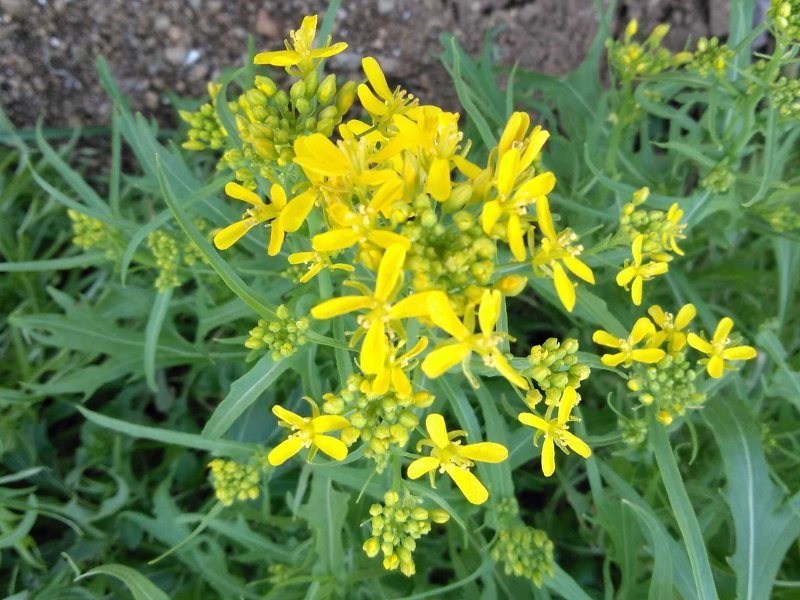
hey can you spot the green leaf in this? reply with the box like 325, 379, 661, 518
623, 500, 675, 600
75, 563, 170, 600
703, 395, 800, 600
0, 252, 107, 272
76, 405, 254, 456
157, 158, 278, 321
649, 412, 719, 600
297, 474, 348, 577
144, 289, 173, 392
202, 353, 292, 439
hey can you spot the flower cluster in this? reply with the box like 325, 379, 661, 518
769, 0, 800, 41
362, 490, 449, 577
68, 209, 117, 259
595, 305, 756, 429
525, 337, 591, 406
491, 498, 554, 588
208, 458, 261, 506
147, 225, 209, 292
606, 21, 691, 82
245, 304, 309, 361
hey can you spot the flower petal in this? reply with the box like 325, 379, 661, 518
280, 190, 316, 232
426, 293, 470, 339
630, 317, 655, 344
722, 345, 756, 361
214, 219, 257, 250
557, 386, 577, 424
518, 412, 549, 432
374, 244, 406, 301
707, 355, 725, 378
407, 456, 440, 480
425, 413, 450, 448
312, 228, 362, 252
687, 332, 712, 354
311, 296, 373, 319
563, 431, 592, 458
631, 348, 666, 363
267, 220, 285, 256
272, 404, 305, 427
314, 435, 348, 461
520, 127, 550, 169
517, 171, 556, 199
357, 84, 389, 116
362, 56, 393, 99
427, 157, 452, 202
507, 213, 526, 262
478, 289, 501, 335
713, 317, 734, 343
631, 276, 643, 306
616, 266, 636, 287
552, 262, 576, 313
541, 436, 556, 477
535, 195, 557, 241
367, 230, 412, 250
267, 437, 305, 466
675, 303, 696, 330
390, 291, 438, 320
563, 256, 594, 284
254, 50, 301, 67
458, 442, 508, 463
481, 200, 503, 234
443, 464, 489, 505
312, 415, 350, 433
372, 367, 391, 395
225, 182, 263, 205
631, 234, 644, 265
421, 343, 471, 378
491, 349, 530, 389
360, 320, 387, 375
391, 367, 412, 397
592, 330, 621, 348
498, 112, 529, 156
497, 148, 520, 197
601, 352, 627, 367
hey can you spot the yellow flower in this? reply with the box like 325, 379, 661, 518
687, 317, 757, 378
357, 57, 418, 130
213, 183, 278, 250
497, 112, 550, 166
253, 15, 347, 76
518, 386, 591, 477
662, 203, 686, 256
647, 303, 695, 354
421, 289, 529, 389
531, 196, 595, 312
481, 147, 556, 261
371, 337, 428, 397
592, 317, 666, 367
288, 250, 355, 283
213, 183, 315, 255
407, 413, 508, 505
267, 402, 350, 466
310, 244, 435, 374
616, 234, 669, 306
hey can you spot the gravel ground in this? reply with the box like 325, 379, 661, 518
1, 0, 730, 129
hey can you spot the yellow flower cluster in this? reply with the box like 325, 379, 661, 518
491, 498, 554, 588
595, 305, 756, 426
192, 15, 599, 511
606, 20, 692, 82
617, 187, 685, 305
244, 304, 309, 361
67, 209, 118, 259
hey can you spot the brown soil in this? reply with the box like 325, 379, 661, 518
1, 0, 730, 130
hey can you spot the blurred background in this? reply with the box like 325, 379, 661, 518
1, 0, 735, 129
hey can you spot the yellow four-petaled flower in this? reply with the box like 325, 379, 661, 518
407, 414, 508, 505
267, 402, 350, 466
687, 317, 757, 378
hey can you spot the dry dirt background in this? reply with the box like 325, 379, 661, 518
1, 0, 732, 129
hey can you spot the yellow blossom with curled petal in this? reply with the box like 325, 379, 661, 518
497, 112, 550, 167
647, 304, 695, 354
288, 250, 355, 283
662, 203, 686, 256
531, 196, 595, 312
421, 289, 529, 390
213, 183, 279, 250
687, 317, 757, 378
518, 386, 591, 477
357, 56, 419, 133
311, 244, 437, 375
616, 234, 669, 306
371, 337, 428, 397
407, 413, 508, 505
592, 317, 666, 367
253, 15, 347, 76
267, 401, 350, 466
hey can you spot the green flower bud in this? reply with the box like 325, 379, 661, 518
317, 73, 337, 104
255, 75, 277, 97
